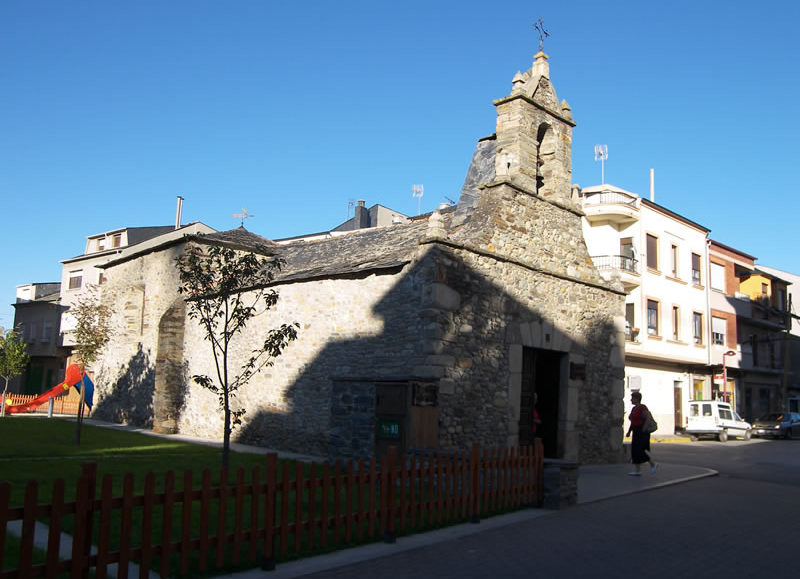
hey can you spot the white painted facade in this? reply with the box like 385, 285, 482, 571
581, 184, 712, 434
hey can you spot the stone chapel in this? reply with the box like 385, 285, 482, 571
92, 50, 627, 464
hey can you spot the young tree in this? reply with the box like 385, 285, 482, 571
70, 289, 113, 368
0, 329, 30, 416
177, 244, 299, 469
69, 289, 112, 443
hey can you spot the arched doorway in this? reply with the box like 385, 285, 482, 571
153, 300, 186, 434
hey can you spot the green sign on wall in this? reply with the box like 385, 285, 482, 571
378, 420, 400, 439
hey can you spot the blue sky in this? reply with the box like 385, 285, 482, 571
2, 0, 799, 329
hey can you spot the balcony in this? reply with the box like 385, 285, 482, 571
590, 254, 641, 291
581, 188, 640, 226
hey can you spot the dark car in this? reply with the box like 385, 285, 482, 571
751, 412, 800, 439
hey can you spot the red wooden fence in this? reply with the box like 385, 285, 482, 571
0, 440, 543, 578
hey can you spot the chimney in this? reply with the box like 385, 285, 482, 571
649, 169, 654, 202
175, 195, 184, 229
354, 199, 369, 229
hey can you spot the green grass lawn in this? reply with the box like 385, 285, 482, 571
0, 416, 494, 577
0, 416, 272, 506
0, 415, 289, 576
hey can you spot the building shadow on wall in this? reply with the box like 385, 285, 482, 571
93, 343, 158, 428
233, 244, 622, 463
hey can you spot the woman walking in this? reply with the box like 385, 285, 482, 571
626, 391, 658, 476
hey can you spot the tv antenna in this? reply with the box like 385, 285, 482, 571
444, 195, 456, 206
412, 184, 424, 215
533, 18, 549, 52
233, 208, 255, 227
594, 145, 608, 184
347, 198, 355, 220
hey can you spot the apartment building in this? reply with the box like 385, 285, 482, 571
9, 282, 64, 394
581, 184, 713, 433
757, 264, 800, 412
731, 259, 792, 420
581, 184, 793, 431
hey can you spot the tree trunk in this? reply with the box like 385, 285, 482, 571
222, 402, 231, 470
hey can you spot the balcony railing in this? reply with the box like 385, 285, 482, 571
591, 254, 640, 274
625, 326, 640, 342
582, 192, 638, 207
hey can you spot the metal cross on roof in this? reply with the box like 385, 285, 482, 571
233, 208, 255, 226
533, 18, 550, 52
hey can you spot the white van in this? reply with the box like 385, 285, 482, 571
686, 400, 752, 442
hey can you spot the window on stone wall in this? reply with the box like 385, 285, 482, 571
535, 123, 556, 197
412, 381, 438, 406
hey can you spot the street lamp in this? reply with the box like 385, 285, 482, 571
722, 350, 737, 403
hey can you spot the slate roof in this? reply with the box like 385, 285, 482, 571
13, 290, 61, 305
126, 226, 178, 246
200, 226, 277, 252
101, 214, 439, 284
270, 219, 431, 283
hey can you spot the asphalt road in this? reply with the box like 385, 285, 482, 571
294, 439, 800, 579
655, 436, 800, 485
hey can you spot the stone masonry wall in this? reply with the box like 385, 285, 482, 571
179, 266, 427, 458
93, 244, 189, 427
416, 241, 625, 463
93, 222, 624, 464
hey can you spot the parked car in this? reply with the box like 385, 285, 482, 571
686, 400, 752, 442
751, 412, 800, 439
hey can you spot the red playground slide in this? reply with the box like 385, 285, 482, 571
2, 364, 88, 414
